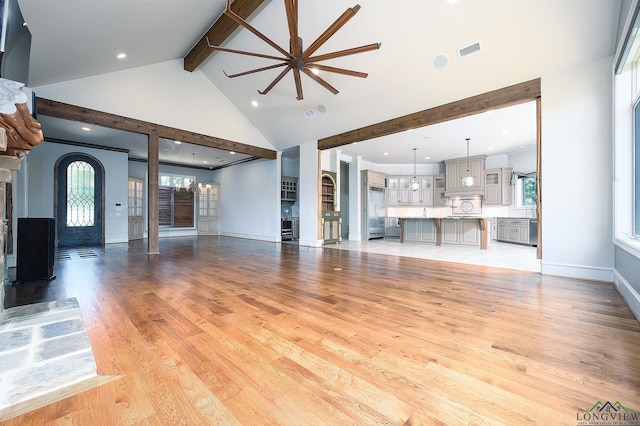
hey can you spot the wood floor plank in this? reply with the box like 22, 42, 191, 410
4, 236, 640, 425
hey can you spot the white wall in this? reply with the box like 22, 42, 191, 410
540, 56, 614, 281
213, 158, 280, 242
32, 60, 275, 151
20, 142, 129, 245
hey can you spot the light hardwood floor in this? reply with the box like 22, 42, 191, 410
4, 236, 640, 425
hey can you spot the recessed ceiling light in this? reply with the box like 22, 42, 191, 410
424, 156, 431, 160
174, 141, 182, 145
384, 152, 389, 156
203, 161, 208, 164
251, 100, 258, 107
230, 151, 235, 155
116, 53, 127, 59
81, 126, 91, 131
487, 147, 494, 151
311, 68, 320, 75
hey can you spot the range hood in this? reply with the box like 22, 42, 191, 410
444, 190, 484, 198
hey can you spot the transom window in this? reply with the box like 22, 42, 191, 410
160, 174, 194, 190
66, 160, 95, 227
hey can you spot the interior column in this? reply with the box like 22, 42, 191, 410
147, 131, 159, 255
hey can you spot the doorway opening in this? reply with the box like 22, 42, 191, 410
55, 153, 105, 247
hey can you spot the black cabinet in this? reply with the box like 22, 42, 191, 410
16, 218, 56, 282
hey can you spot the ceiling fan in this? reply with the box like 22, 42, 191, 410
207, 0, 381, 100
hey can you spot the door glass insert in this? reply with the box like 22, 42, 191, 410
66, 160, 95, 227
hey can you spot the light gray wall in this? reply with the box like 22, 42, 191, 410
540, 56, 614, 281
19, 142, 129, 245
213, 158, 279, 242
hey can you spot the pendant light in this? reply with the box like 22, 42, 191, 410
411, 147, 420, 191
188, 153, 199, 193
461, 138, 475, 187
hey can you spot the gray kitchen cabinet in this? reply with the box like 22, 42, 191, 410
410, 176, 433, 206
388, 176, 410, 205
363, 170, 386, 188
323, 211, 342, 244
497, 218, 531, 245
404, 219, 436, 243
281, 176, 297, 202
390, 176, 433, 206
442, 219, 481, 246
442, 219, 459, 244
444, 155, 486, 196
433, 174, 447, 206
484, 168, 513, 205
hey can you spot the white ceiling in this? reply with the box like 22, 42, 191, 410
16, 0, 621, 167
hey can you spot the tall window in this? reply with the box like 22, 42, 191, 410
66, 160, 95, 226
514, 172, 537, 208
635, 102, 640, 236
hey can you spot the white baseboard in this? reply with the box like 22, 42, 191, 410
613, 271, 640, 321
221, 232, 278, 243
297, 238, 323, 248
540, 261, 614, 282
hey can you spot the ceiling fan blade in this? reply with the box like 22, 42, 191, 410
307, 43, 381, 63
292, 68, 304, 100
258, 65, 293, 95
285, 0, 302, 57
224, 62, 288, 78
300, 68, 339, 95
305, 63, 368, 78
224, 2, 292, 59
302, 5, 361, 60
206, 39, 287, 61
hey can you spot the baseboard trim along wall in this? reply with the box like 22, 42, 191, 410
221, 232, 279, 243
614, 270, 640, 321
540, 262, 614, 282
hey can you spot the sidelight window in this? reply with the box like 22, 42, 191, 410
66, 160, 95, 227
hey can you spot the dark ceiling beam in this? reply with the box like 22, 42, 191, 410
35, 97, 277, 160
318, 78, 541, 150
184, 0, 269, 72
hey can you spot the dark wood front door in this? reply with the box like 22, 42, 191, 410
56, 154, 104, 247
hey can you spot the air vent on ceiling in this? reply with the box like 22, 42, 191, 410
457, 41, 482, 59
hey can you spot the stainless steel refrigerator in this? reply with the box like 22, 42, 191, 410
362, 186, 386, 239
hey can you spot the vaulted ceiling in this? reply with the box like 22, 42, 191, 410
16, 0, 622, 166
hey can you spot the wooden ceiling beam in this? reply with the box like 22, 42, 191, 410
318, 78, 541, 150
184, 0, 268, 72
35, 97, 277, 159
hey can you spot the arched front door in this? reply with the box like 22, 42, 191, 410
56, 153, 105, 247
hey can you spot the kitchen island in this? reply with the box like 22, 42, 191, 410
399, 217, 490, 249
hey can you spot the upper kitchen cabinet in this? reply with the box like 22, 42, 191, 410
363, 169, 386, 189
410, 176, 434, 206
433, 174, 447, 206
388, 176, 411, 206
281, 176, 298, 203
484, 168, 513, 205
444, 155, 486, 197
